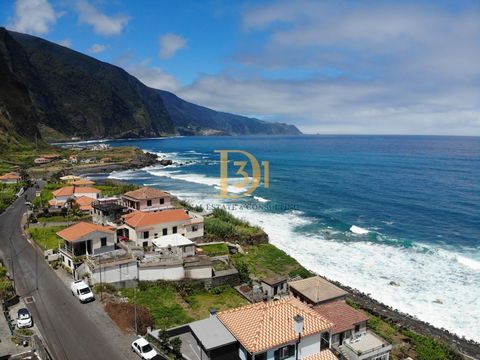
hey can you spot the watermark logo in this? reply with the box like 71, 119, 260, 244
215, 150, 269, 198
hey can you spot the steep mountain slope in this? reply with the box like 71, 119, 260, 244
0, 28, 301, 143
157, 90, 301, 135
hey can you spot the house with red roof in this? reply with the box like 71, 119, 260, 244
120, 208, 203, 247
0, 172, 21, 184
313, 300, 369, 347
57, 222, 116, 270
122, 186, 173, 212
187, 297, 338, 360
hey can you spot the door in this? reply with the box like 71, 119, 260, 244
339, 332, 344, 345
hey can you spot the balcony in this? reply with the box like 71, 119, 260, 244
340, 331, 392, 360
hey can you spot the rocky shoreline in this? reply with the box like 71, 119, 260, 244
69, 151, 161, 176
71, 151, 480, 359
328, 279, 480, 359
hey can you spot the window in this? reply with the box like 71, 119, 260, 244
160, 198, 164, 204
143, 231, 149, 239
192, 225, 198, 232
173, 226, 177, 234
147, 200, 152, 207
100, 237, 107, 247
274, 345, 295, 360
162, 228, 168, 235
143, 241, 148, 247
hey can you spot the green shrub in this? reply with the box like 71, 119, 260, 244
288, 267, 314, 279
403, 330, 462, 360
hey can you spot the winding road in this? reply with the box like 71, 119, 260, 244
0, 185, 129, 360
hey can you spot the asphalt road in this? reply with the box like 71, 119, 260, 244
0, 186, 128, 360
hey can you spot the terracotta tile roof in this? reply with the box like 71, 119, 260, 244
74, 186, 101, 194
71, 179, 95, 186
52, 186, 75, 197
217, 297, 333, 354
76, 196, 94, 211
52, 186, 100, 197
314, 301, 369, 335
0, 172, 21, 180
123, 186, 169, 200
48, 199, 65, 207
57, 222, 114, 242
303, 349, 338, 360
289, 276, 347, 304
123, 209, 191, 228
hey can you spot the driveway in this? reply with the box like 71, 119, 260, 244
0, 186, 137, 360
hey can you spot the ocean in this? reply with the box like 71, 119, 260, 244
90, 135, 479, 341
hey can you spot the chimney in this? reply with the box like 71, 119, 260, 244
209, 308, 217, 317
293, 314, 304, 336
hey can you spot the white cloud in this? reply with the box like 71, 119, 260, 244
178, 75, 480, 135
57, 39, 72, 48
76, 0, 129, 37
88, 43, 107, 53
158, 33, 187, 59
8, 0, 60, 35
116, 57, 180, 92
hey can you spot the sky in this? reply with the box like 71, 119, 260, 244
1, 0, 479, 135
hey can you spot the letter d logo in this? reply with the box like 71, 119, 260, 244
215, 150, 269, 199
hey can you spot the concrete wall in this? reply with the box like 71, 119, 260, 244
75, 191, 99, 199
185, 266, 212, 279
298, 334, 321, 358
184, 222, 204, 239
89, 261, 138, 284
139, 265, 185, 281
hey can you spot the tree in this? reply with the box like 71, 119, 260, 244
236, 260, 250, 284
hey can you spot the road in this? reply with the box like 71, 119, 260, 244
0, 186, 130, 360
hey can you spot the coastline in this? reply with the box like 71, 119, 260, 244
76, 159, 480, 359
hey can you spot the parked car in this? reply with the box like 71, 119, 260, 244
16, 308, 33, 328
25, 201, 32, 206
70, 280, 95, 303
131, 337, 158, 359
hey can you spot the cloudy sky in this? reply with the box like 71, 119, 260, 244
1, 0, 479, 135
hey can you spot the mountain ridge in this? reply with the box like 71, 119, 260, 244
0, 28, 301, 147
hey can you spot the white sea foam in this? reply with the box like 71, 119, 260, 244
254, 196, 270, 203
350, 225, 370, 234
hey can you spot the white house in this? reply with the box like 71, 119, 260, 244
57, 222, 116, 271
120, 209, 203, 247
52, 186, 101, 202
217, 297, 337, 360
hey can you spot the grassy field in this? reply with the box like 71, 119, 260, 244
27, 226, 66, 251
95, 180, 139, 197
36, 214, 91, 223
121, 282, 248, 329
0, 183, 22, 212
204, 208, 265, 241
199, 243, 229, 256
232, 243, 313, 279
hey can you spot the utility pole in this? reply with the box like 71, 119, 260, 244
8, 233, 16, 287
134, 283, 138, 335
99, 259, 103, 301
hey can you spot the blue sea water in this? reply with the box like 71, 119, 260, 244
91, 135, 479, 340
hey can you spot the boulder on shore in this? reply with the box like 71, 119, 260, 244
159, 159, 173, 166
